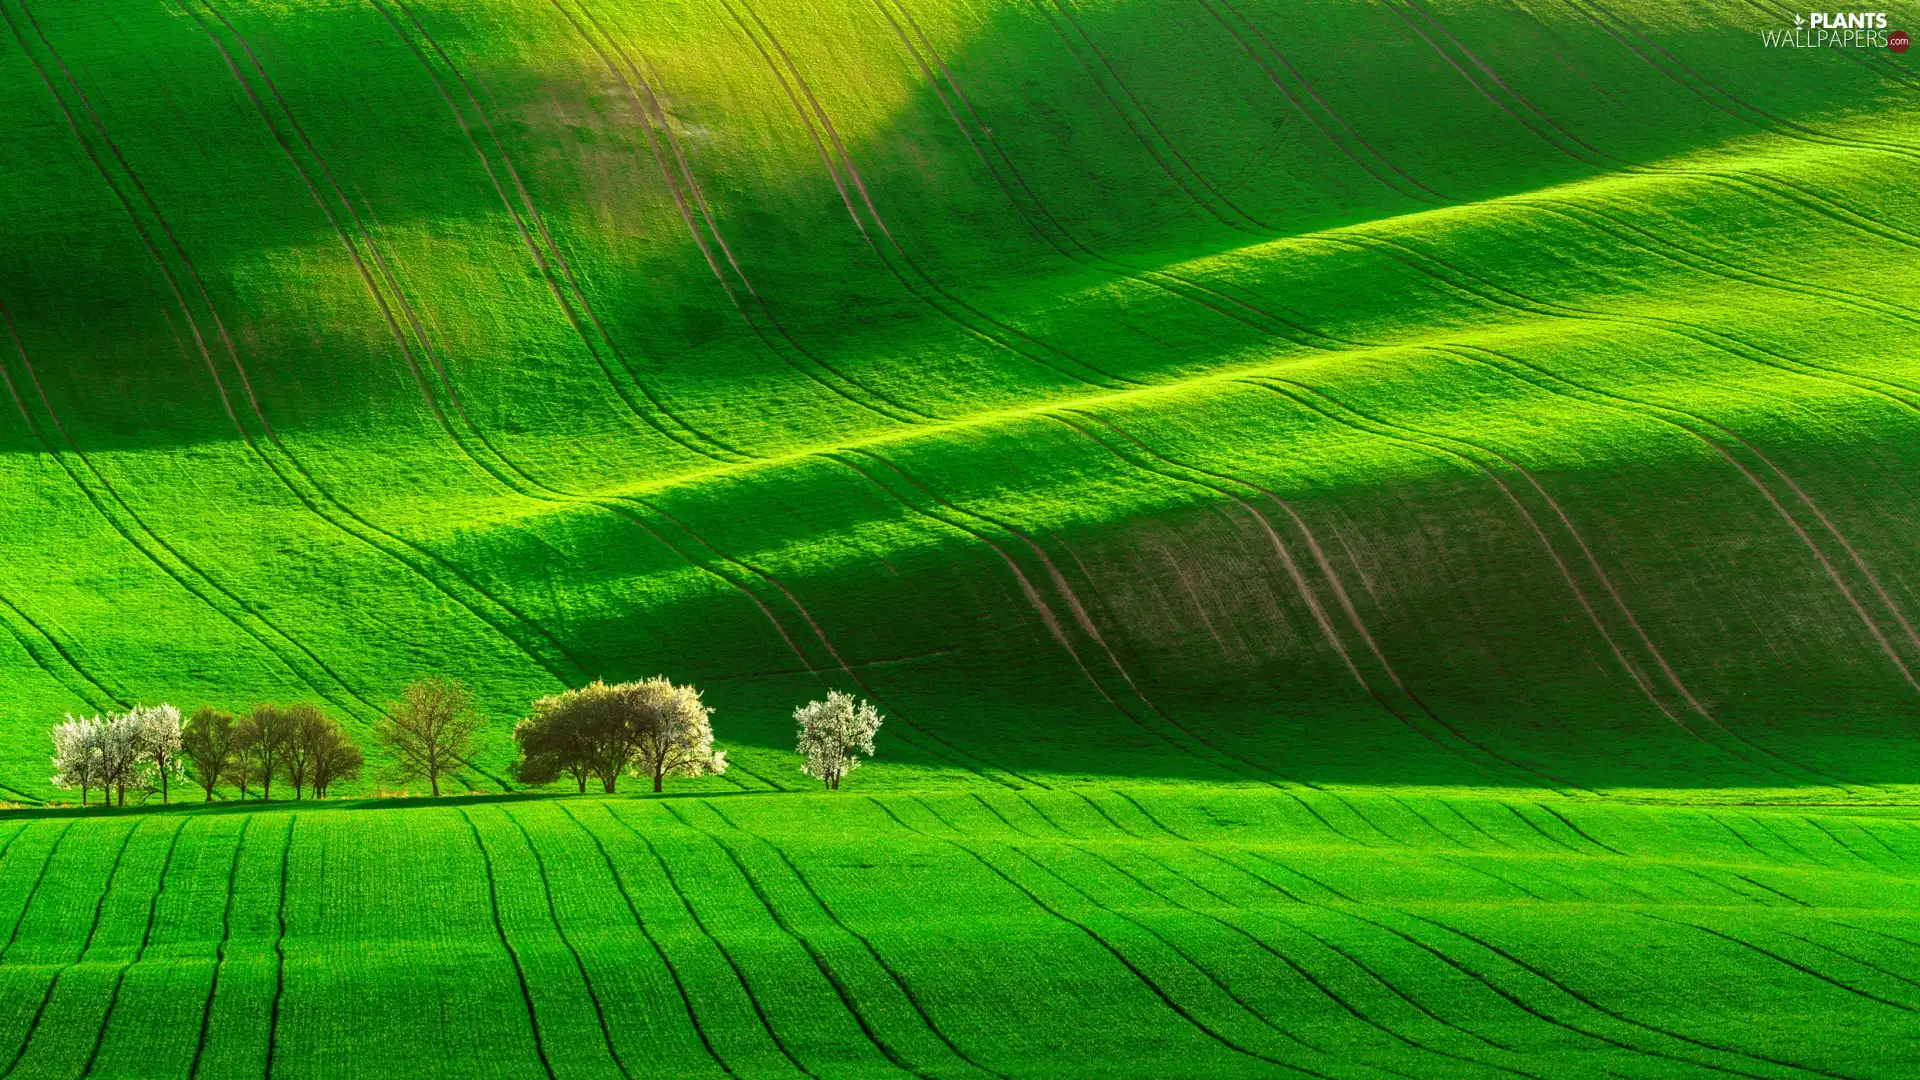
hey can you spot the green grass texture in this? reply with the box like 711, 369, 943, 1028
3, 0, 1920, 1072
3, 790, 1920, 1079
1, 0, 1918, 798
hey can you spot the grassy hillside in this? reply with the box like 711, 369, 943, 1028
0, 0, 1915, 799
2, 0, 1918, 1073
7, 789, 1920, 1080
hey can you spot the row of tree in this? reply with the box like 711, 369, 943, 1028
49, 675, 886, 806
52, 702, 363, 807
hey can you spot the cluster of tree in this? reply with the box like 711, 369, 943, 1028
513, 677, 727, 793
178, 703, 365, 802
49, 705, 184, 807
49, 675, 889, 806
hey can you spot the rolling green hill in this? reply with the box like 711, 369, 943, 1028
1, 0, 1918, 1073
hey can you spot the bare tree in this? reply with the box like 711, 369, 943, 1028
309, 720, 363, 799
239, 705, 296, 801
795, 690, 883, 790
280, 704, 330, 800
182, 707, 237, 802
378, 678, 482, 796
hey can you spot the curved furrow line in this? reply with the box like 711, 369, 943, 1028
1072, 847, 1529, 1079
1036, 0, 1273, 237
702, 801, 1013, 1080
1796, 817, 1890, 874
1236, 377, 1733, 761
1394, 906, 1860, 1080
0, 823, 72, 964
1438, 802, 1516, 851
554, 0, 933, 427
825, 450, 1257, 787
1384, 796, 1480, 850
4, 0, 590, 690
1448, 345, 1920, 686
1562, 0, 1920, 165
657, 803, 935, 1080
1046, 823, 1550, 1080
1245, 374, 1857, 790
186, 817, 248, 1080
598, 805, 824, 1080
998, 840, 1426, 1080
1532, 804, 1627, 857
849, 448, 1317, 789
1741, 815, 1827, 867
1496, 804, 1584, 856
1706, 816, 1787, 867
1435, 855, 1558, 903
1304, 226, 1920, 443
1053, 408, 1591, 793
0, 819, 141, 1080
498, 808, 635, 1080
1774, 931, 1920, 995
1197, 0, 1450, 205
1724, 871, 1812, 909
262, 813, 297, 1080
371, 0, 755, 463
1514, 198, 1920, 333
76, 817, 187, 1080
1635, 913, 1916, 1014
0, 13, 505, 733
599, 803, 825, 1068
163, 21, 1010, 790
1068, 790, 1155, 840
720, 0, 1132, 391
635, 499, 1027, 787
191, 0, 568, 513
1244, 855, 1848, 1080
1179, 846, 1525, 1055
1658, 865, 1773, 908
555, 803, 740, 1079
868, 0, 1336, 361
456, 809, 557, 1080
863, 796, 1335, 1079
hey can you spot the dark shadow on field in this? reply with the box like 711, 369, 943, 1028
0, 0, 1898, 452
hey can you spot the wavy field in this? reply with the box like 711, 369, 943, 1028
1, 0, 1917, 1073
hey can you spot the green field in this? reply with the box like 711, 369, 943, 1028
2, 0, 1918, 1073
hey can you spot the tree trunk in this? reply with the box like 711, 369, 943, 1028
160, 774, 168, 805
652, 770, 663, 793
430, 772, 440, 797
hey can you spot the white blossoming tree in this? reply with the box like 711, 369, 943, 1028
129, 704, 185, 804
794, 690, 883, 790
98, 711, 145, 807
624, 677, 728, 794
50, 714, 105, 806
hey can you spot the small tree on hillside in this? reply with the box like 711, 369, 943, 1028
377, 678, 482, 797
239, 705, 296, 801
182, 706, 237, 802
130, 704, 184, 804
794, 690, 883, 790
50, 714, 105, 807
510, 678, 725, 794
513, 694, 599, 793
308, 718, 363, 799
99, 711, 145, 807
280, 704, 330, 800
625, 677, 727, 794
227, 718, 259, 800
